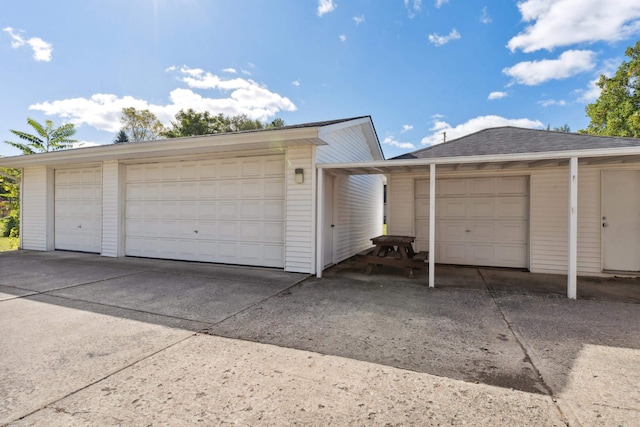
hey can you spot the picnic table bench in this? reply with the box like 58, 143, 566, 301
361, 235, 428, 278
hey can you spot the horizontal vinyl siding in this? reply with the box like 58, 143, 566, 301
101, 160, 120, 257
317, 123, 383, 264
285, 146, 314, 273
334, 174, 383, 263
530, 167, 603, 275
316, 124, 375, 163
577, 168, 601, 274
21, 166, 48, 250
388, 174, 415, 237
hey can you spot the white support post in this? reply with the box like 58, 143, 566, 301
568, 157, 578, 299
316, 167, 324, 278
429, 163, 436, 288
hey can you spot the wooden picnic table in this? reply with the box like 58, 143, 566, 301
363, 235, 428, 278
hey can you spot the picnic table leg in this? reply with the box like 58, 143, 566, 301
365, 245, 383, 274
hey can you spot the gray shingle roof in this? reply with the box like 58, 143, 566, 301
393, 127, 640, 160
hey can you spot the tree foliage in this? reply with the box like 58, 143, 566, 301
582, 41, 640, 138
120, 107, 165, 142
162, 109, 286, 138
0, 167, 20, 248
113, 129, 129, 143
4, 118, 77, 154
547, 124, 571, 132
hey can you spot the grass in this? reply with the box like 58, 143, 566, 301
0, 236, 14, 252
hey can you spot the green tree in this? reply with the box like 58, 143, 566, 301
547, 124, 571, 132
113, 129, 129, 143
162, 109, 286, 138
120, 107, 165, 142
0, 167, 21, 248
582, 41, 640, 137
4, 118, 77, 154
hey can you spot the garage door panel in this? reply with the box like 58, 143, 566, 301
468, 199, 495, 218
126, 156, 284, 267
468, 178, 495, 195
438, 199, 466, 218
55, 167, 102, 253
415, 176, 528, 268
219, 181, 239, 198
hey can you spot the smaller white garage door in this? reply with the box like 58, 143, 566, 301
125, 155, 285, 268
415, 176, 528, 268
54, 167, 103, 253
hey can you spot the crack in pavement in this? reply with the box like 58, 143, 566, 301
476, 268, 570, 426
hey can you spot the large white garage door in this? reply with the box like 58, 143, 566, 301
54, 167, 103, 253
415, 176, 528, 268
125, 155, 285, 268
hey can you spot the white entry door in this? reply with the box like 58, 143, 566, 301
54, 167, 103, 253
125, 155, 285, 268
602, 170, 640, 271
415, 176, 529, 268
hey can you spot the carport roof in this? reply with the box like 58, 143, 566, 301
318, 127, 640, 174
394, 127, 640, 159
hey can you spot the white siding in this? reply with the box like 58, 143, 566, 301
21, 166, 50, 250
388, 174, 415, 236
101, 160, 123, 257
316, 123, 384, 266
285, 146, 315, 273
316, 124, 378, 163
388, 166, 611, 276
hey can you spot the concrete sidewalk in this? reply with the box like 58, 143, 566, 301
1, 250, 639, 425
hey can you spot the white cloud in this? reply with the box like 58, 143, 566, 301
428, 29, 461, 46
480, 7, 492, 24
29, 66, 297, 133
165, 65, 176, 72
404, 0, 422, 19
507, 0, 640, 53
339, 34, 347, 42
353, 15, 365, 25
241, 69, 252, 76
420, 115, 544, 146
401, 124, 413, 133
435, 0, 448, 8
502, 50, 596, 86
575, 57, 621, 103
317, 0, 336, 16
3, 27, 53, 62
292, 80, 300, 86
383, 136, 415, 150
539, 99, 567, 107
222, 68, 237, 74
488, 91, 508, 100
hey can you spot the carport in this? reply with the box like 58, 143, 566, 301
315, 144, 640, 299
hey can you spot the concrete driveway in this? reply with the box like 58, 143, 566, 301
1, 251, 639, 426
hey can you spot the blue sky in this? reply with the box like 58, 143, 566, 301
2, 0, 639, 159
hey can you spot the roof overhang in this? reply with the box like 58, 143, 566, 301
318, 146, 640, 174
0, 126, 327, 168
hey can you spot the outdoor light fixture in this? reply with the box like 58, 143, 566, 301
295, 168, 304, 184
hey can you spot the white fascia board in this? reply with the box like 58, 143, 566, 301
0, 127, 323, 168
316, 145, 640, 171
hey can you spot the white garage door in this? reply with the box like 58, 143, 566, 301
125, 155, 285, 268
415, 176, 528, 268
54, 167, 103, 253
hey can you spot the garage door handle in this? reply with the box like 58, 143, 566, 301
194, 230, 199, 234
77, 225, 82, 229
602, 223, 608, 228
465, 229, 470, 232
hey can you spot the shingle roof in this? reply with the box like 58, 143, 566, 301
393, 127, 640, 160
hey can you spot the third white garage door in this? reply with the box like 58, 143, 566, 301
415, 176, 529, 268
125, 155, 285, 268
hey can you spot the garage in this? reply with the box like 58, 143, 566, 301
415, 176, 528, 268
125, 155, 285, 268
54, 167, 103, 253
